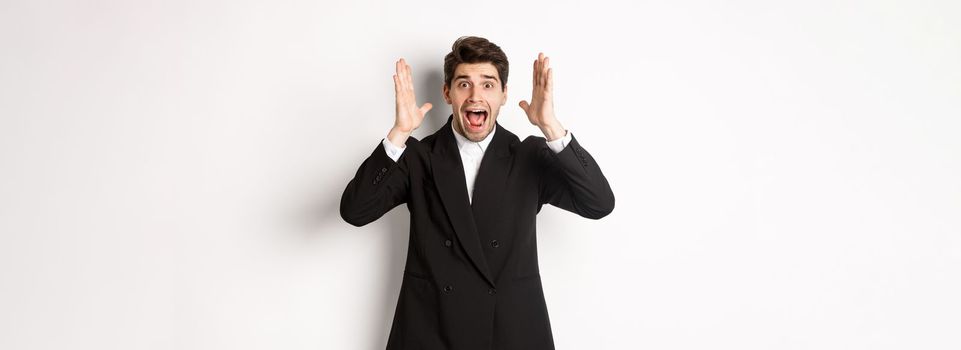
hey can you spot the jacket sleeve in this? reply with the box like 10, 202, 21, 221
537, 134, 615, 219
339, 137, 415, 226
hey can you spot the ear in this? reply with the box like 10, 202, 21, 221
501, 85, 508, 106
442, 84, 452, 104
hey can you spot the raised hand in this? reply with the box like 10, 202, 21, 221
388, 58, 432, 146
519, 52, 565, 141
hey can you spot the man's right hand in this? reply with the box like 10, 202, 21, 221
387, 58, 432, 147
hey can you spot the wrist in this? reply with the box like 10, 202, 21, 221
538, 121, 566, 141
387, 127, 411, 148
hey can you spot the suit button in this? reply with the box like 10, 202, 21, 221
444, 239, 452, 247
490, 240, 499, 248
443, 285, 454, 293
488, 288, 496, 295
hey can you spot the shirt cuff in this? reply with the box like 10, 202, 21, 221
382, 138, 406, 162
546, 130, 572, 154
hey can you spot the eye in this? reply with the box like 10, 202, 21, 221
484, 83, 494, 88
459, 82, 469, 88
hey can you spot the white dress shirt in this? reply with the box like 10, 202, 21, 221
382, 124, 572, 203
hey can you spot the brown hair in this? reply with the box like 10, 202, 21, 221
443, 36, 509, 91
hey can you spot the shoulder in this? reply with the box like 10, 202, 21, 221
419, 132, 437, 147
520, 135, 552, 154
521, 135, 547, 147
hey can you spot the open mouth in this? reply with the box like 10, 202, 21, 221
464, 108, 488, 132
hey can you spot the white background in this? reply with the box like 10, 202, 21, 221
1, 0, 959, 349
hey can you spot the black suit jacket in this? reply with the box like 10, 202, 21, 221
341, 115, 615, 350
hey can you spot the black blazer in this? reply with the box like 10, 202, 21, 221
341, 115, 615, 350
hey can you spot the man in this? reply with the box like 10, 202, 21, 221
340, 36, 615, 349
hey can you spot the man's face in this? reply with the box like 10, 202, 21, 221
444, 62, 507, 142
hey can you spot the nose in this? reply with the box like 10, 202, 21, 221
468, 86, 483, 103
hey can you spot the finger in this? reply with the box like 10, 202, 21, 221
419, 102, 433, 114
402, 59, 414, 90
396, 59, 407, 91
402, 61, 412, 91
404, 62, 413, 87
519, 100, 529, 113
398, 59, 407, 82
393, 74, 400, 94
537, 58, 545, 87
541, 57, 550, 87
538, 53, 545, 79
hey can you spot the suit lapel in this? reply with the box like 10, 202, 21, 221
430, 116, 495, 287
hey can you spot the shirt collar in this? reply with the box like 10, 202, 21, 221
451, 121, 496, 153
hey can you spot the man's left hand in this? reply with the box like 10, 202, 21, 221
519, 52, 566, 141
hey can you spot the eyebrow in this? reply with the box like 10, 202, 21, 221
454, 74, 500, 82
